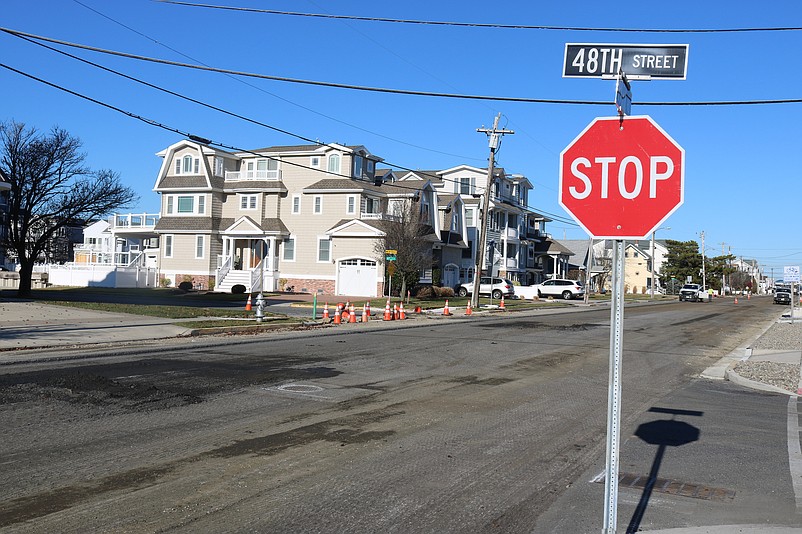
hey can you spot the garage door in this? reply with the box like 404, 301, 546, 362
338, 259, 378, 297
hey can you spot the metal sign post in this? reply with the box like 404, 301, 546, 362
603, 239, 626, 534
784, 266, 800, 324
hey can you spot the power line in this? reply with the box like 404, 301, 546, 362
3, 27, 800, 107
157, 1, 802, 33
68, 0, 481, 162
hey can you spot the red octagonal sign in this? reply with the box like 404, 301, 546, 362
559, 115, 684, 239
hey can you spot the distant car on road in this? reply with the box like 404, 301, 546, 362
774, 288, 792, 305
532, 279, 585, 300
679, 284, 705, 302
457, 277, 515, 300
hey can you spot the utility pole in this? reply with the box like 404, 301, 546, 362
699, 230, 706, 290
584, 237, 593, 304
472, 114, 514, 310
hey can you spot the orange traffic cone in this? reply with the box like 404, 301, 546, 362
734, 297, 738, 304
349, 303, 357, 323
466, 301, 472, 315
499, 295, 506, 310
399, 302, 406, 320
323, 302, 329, 320
443, 299, 452, 316
366, 301, 371, 320
383, 299, 392, 321
414, 305, 422, 313
333, 305, 341, 324
245, 294, 252, 311
362, 302, 369, 322
392, 303, 398, 320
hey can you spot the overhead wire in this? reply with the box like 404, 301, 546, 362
3, 28, 800, 106
156, 2, 802, 33
68, 0, 480, 162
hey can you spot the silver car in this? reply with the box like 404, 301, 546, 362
457, 277, 515, 300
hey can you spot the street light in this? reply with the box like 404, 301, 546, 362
650, 226, 671, 299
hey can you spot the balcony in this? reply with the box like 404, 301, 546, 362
111, 213, 159, 231
506, 258, 518, 269
360, 213, 400, 221
506, 227, 519, 239
225, 170, 281, 181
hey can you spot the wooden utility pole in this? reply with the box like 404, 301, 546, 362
472, 114, 514, 310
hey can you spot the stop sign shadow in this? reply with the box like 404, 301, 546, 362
559, 115, 685, 239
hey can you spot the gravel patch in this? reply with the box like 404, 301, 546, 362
732, 321, 802, 393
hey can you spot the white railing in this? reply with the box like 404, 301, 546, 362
506, 257, 518, 269
225, 170, 281, 181
250, 259, 264, 293
111, 213, 160, 230
216, 255, 232, 286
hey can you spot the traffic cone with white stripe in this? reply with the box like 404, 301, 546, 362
465, 301, 472, 316
322, 302, 329, 320
349, 303, 357, 323
245, 294, 252, 311
500, 295, 506, 310
393, 303, 398, 320
383, 299, 392, 321
362, 302, 369, 322
443, 300, 452, 316
399, 302, 406, 320
333, 305, 341, 324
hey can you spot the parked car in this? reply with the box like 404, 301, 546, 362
774, 288, 792, 305
456, 277, 515, 300
533, 279, 585, 300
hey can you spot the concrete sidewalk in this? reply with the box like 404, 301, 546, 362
0, 300, 192, 352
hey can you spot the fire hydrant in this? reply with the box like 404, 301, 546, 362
255, 292, 265, 323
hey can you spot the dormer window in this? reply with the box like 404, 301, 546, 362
353, 155, 363, 178
328, 153, 341, 174
175, 154, 199, 175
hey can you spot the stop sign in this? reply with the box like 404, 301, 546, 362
559, 115, 684, 239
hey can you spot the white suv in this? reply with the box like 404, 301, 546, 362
534, 279, 585, 300
457, 277, 515, 300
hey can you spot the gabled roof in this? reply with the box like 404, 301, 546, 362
533, 239, 575, 256
326, 219, 385, 237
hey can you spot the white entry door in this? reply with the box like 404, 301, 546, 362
338, 259, 377, 297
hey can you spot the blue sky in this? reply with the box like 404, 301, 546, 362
2, 0, 800, 277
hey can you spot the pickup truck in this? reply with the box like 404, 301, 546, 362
679, 283, 707, 302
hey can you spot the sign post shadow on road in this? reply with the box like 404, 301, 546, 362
626, 407, 702, 533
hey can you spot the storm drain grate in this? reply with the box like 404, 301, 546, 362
595, 472, 736, 502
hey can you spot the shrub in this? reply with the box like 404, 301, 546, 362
208, 278, 215, 291
436, 286, 455, 298
231, 284, 247, 294
159, 277, 172, 288
178, 281, 193, 291
415, 285, 434, 298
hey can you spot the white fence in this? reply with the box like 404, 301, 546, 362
41, 264, 157, 288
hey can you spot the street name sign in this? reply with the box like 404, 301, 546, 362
563, 44, 689, 80
559, 115, 685, 239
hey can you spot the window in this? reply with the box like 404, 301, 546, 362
240, 195, 257, 210
365, 197, 380, 214
214, 157, 224, 177
166, 196, 174, 214
465, 208, 474, 227
195, 235, 204, 259
310, 156, 321, 167
177, 196, 194, 213
198, 195, 205, 215
318, 238, 331, 262
175, 155, 199, 175
462, 241, 473, 259
459, 177, 475, 195
389, 199, 403, 216
452, 211, 460, 231
353, 155, 363, 177
367, 159, 374, 173
164, 235, 173, 258
314, 196, 323, 214
328, 153, 341, 174
346, 195, 356, 215
292, 195, 301, 214
283, 237, 295, 261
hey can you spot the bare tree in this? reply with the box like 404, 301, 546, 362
0, 121, 138, 296
373, 198, 434, 297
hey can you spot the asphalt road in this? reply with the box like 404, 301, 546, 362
0, 296, 795, 533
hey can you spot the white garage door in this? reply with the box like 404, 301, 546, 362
338, 259, 378, 297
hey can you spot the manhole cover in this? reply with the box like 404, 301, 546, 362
275, 384, 324, 393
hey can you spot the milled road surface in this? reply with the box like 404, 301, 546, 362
0, 297, 791, 532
